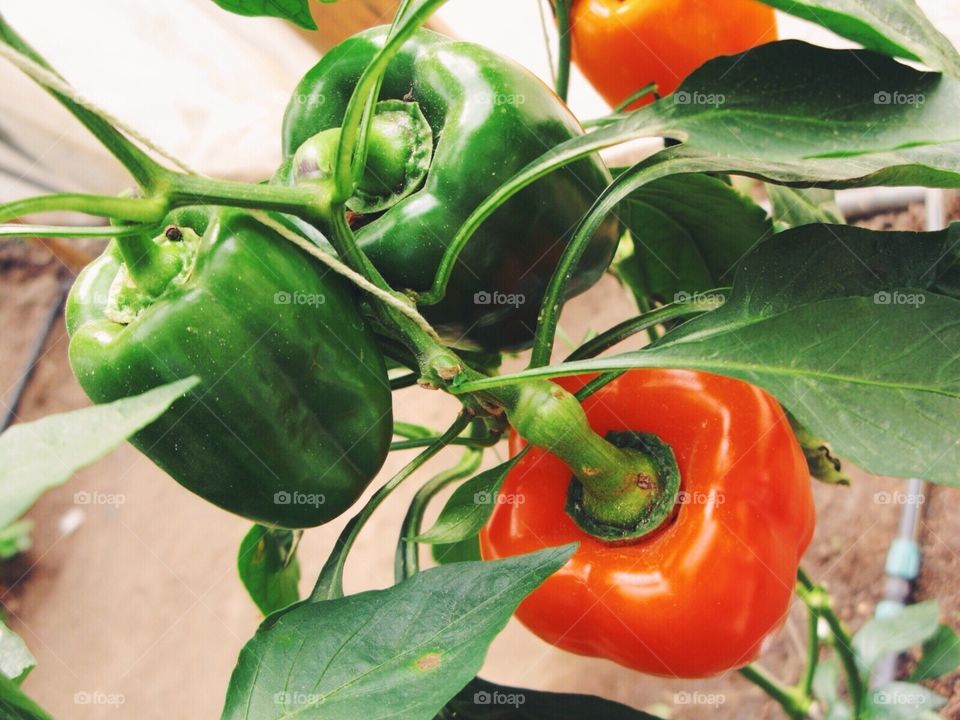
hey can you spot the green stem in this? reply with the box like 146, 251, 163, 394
739, 665, 811, 720
0, 223, 152, 238
170, 175, 322, 218
311, 415, 470, 601
554, 0, 572, 102
332, 0, 447, 203
613, 82, 658, 113
114, 231, 184, 297
390, 372, 421, 390
391, 435, 501, 452
0, 193, 168, 224
394, 445, 484, 582
393, 422, 440, 440
0, 15, 166, 189
797, 570, 864, 712
566, 299, 721, 361
801, 600, 820, 698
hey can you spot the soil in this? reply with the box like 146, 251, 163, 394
1, 194, 959, 719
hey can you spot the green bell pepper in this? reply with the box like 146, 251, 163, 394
280, 27, 619, 351
66, 207, 392, 529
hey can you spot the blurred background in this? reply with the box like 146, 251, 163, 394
1, 1, 960, 718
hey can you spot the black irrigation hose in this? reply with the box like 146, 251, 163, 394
1, 278, 69, 432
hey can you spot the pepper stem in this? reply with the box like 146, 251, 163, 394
115, 229, 185, 297
291, 100, 433, 215
508, 380, 680, 541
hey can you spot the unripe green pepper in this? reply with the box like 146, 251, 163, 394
279, 27, 619, 352
66, 207, 393, 529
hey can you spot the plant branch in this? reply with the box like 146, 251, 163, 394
311, 414, 471, 601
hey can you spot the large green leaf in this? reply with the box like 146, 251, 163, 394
854, 602, 941, 670
209, 0, 317, 29
221, 545, 575, 720
439, 678, 662, 719
759, 0, 960, 78
0, 377, 200, 529
458, 224, 960, 485
616, 174, 772, 308
237, 525, 301, 616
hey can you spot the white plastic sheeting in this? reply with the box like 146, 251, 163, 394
0, 0, 958, 203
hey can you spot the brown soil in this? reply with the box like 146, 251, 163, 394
1, 194, 959, 718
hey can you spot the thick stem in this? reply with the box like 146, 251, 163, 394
0, 223, 152, 239
0, 193, 168, 224
170, 176, 322, 218
311, 415, 470, 601
114, 231, 185, 297
507, 380, 679, 536
739, 665, 811, 720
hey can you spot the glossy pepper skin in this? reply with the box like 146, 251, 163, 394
481, 370, 815, 678
570, 0, 778, 109
66, 207, 393, 529
281, 27, 619, 352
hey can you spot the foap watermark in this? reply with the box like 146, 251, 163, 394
673, 90, 726, 108
874, 90, 925, 107
474, 491, 525, 506
474, 290, 525, 308
468, 92, 526, 109
873, 688, 929, 707
874, 490, 925, 506
674, 691, 726, 708
473, 690, 526, 708
275, 291, 327, 307
290, 92, 327, 108
274, 490, 325, 508
873, 290, 925, 307
677, 489, 725, 506
674, 290, 727, 305
74, 691, 125, 707
274, 691, 324, 707
74, 491, 126, 508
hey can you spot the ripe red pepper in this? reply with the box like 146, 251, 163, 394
569, 0, 778, 108
481, 369, 815, 678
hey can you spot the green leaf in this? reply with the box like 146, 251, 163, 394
0, 674, 53, 719
616, 174, 772, 308
415, 461, 517, 546
854, 602, 941, 669
0, 377, 200, 530
221, 545, 576, 720
209, 0, 317, 30
0, 624, 34, 684
440, 677, 662, 719
465, 224, 960, 486
0, 521, 32, 560
237, 525, 300, 616
813, 655, 840, 705
432, 534, 482, 566
759, 0, 960, 78
863, 682, 945, 719
767, 186, 844, 228
910, 624, 960, 681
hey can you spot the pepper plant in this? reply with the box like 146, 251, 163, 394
1, 0, 959, 718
